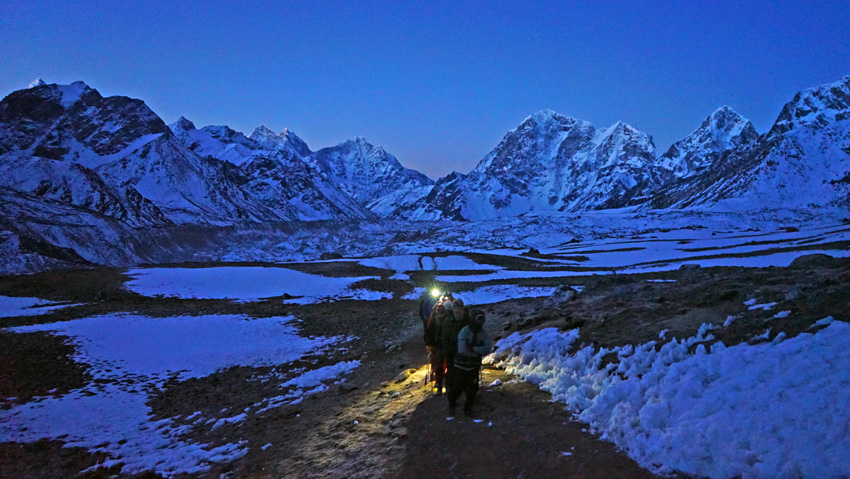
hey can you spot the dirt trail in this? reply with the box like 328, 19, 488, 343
239, 318, 662, 479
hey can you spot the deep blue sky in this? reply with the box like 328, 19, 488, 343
2, 1, 848, 179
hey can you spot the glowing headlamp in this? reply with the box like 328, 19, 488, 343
430, 288, 441, 298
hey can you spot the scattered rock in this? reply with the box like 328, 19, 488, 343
338, 383, 358, 393
785, 287, 803, 302
320, 252, 344, 260
394, 369, 417, 382
679, 264, 701, 270
543, 285, 578, 307
782, 226, 799, 233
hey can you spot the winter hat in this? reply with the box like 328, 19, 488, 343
471, 309, 485, 324
444, 301, 454, 311
453, 299, 464, 308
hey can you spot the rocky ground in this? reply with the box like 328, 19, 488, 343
1, 253, 848, 478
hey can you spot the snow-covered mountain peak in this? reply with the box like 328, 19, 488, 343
55, 81, 92, 108
169, 116, 196, 135
603, 120, 637, 136
249, 125, 311, 156
308, 136, 433, 205
27, 78, 47, 88
19, 80, 96, 109
519, 109, 584, 131
278, 128, 311, 157
597, 121, 656, 154
660, 105, 757, 178
248, 125, 280, 148
768, 75, 850, 138
202, 125, 250, 145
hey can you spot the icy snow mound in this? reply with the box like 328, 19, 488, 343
489, 322, 850, 478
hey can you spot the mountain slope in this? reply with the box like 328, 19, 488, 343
169, 120, 374, 220
308, 137, 434, 205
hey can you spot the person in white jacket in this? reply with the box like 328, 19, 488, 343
448, 309, 492, 417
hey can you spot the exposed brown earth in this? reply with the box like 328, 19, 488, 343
1, 254, 848, 478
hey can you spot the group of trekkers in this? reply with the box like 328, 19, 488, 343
420, 290, 492, 417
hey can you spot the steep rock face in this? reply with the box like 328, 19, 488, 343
169, 121, 374, 220
248, 126, 312, 158
0, 82, 321, 225
0, 82, 178, 225
308, 137, 434, 205
649, 77, 850, 210
660, 106, 759, 178
392, 110, 668, 220
0, 81, 169, 167
768, 76, 850, 138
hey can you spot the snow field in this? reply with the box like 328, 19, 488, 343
488, 322, 850, 479
0, 295, 81, 318
0, 314, 358, 477
532, 223, 850, 272
125, 266, 381, 302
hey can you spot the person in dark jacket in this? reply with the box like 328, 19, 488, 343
424, 302, 449, 394
448, 308, 491, 417
442, 299, 470, 402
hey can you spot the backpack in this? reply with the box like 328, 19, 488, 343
441, 310, 469, 357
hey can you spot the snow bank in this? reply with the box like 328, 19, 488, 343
489, 322, 850, 478
0, 314, 357, 477
125, 266, 379, 301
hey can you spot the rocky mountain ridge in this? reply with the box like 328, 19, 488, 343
1, 75, 849, 273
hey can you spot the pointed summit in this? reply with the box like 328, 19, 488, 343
521, 109, 581, 129
168, 116, 196, 135
249, 125, 310, 157
661, 105, 757, 178
28, 78, 47, 88
309, 137, 432, 204
279, 128, 311, 157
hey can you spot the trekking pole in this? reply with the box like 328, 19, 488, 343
425, 349, 433, 387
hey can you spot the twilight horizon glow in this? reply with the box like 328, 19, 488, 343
1, 0, 848, 179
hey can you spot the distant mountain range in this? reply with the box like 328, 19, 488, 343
0, 75, 848, 272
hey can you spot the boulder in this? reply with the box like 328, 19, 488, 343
789, 254, 834, 269
785, 287, 803, 302
543, 284, 579, 308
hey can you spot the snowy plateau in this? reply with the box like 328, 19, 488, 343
1, 75, 850, 479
